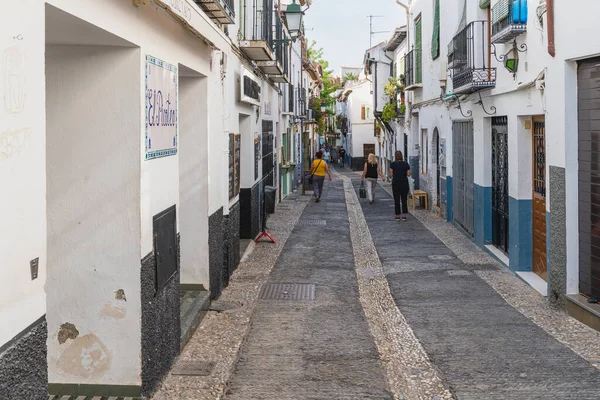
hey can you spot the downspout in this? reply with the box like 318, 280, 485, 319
546, 0, 556, 57
487, 5, 491, 79
395, 0, 410, 50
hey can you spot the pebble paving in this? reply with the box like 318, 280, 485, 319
226, 179, 393, 399
153, 169, 600, 400
356, 172, 600, 399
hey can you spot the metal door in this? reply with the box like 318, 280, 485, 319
492, 116, 509, 254
578, 58, 600, 298
532, 118, 547, 280
452, 121, 474, 235
434, 129, 441, 207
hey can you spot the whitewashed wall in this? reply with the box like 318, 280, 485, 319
0, 0, 47, 347
46, 43, 142, 384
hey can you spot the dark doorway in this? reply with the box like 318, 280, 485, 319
532, 117, 547, 280
433, 128, 441, 207
452, 121, 475, 236
492, 116, 509, 254
578, 57, 600, 299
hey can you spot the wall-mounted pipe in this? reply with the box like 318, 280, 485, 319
546, 0, 555, 56
395, 0, 410, 51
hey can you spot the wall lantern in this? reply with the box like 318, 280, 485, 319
321, 104, 327, 113
283, 0, 304, 39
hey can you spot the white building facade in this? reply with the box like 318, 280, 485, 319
403, 0, 600, 329
1, 0, 313, 398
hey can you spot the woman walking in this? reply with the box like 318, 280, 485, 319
389, 151, 411, 220
310, 151, 332, 203
361, 153, 386, 204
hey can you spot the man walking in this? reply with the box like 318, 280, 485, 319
339, 146, 346, 168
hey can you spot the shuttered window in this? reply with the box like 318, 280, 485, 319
432, 0, 440, 60
415, 16, 423, 84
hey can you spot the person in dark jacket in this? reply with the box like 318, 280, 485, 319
389, 151, 411, 220
361, 153, 386, 204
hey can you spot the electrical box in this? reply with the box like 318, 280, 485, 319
153, 205, 178, 293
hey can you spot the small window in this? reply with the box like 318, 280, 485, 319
421, 129, 428, 175
361, 105, 366, 120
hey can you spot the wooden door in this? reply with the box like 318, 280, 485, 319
532, 118, 547, 280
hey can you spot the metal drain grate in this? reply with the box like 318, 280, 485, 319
298, 219, 327, 226
171, 361, 215, 376
447, 270, 472, 276
259, 283, 316, 300
429, 255, 455, 261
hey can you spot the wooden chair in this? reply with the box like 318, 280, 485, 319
410, 190, 428, 210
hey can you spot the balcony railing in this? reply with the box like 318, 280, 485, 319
403, 49, 422, 89
239, 0, 275, 61
194, 0, 235, 25
491, 0, 527, 43
288, 84, 295, 114
297, 88, 307, 116
404, 50, 415, 88
448, 21, 496, 94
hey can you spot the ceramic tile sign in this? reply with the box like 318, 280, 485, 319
145, 55, 178, 160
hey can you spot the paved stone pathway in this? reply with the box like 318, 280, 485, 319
227, 180, 392, 399
344, 171, 600, 400
155, 168, 600, 400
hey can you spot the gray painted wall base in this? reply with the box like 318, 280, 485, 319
209, 208, 225, 299
141, 237, 181, 397
0, 317, 47, 400
549, 166, 567, 308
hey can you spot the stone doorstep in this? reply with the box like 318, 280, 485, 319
516, 271, 548, 297
567, 294, 600, 333
180, 289, 211, 352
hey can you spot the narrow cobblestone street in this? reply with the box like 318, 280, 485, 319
154, 167, 600, 400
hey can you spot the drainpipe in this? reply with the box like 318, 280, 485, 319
546, 0, 556, 57
395, 0, 410, 50
487, 5, 492, 79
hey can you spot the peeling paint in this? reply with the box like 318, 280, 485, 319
100, 303, 126, 319
57, 334, 111, 378
115, 289, 127, 301
57, 323, 79, 345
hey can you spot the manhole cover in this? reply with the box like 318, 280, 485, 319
171, 361, 215, 376
298, 220, 327, 226
259, 283, 316, 300
447, 270, 472, 276
428, 255, 455, 261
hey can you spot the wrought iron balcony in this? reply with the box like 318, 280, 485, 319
239, 0, 275, 61
403, 49, 422, 89
194, 0, 235, 25
491, 0, 527, 44
448, 21, 496, 94
262, 12, 290, 82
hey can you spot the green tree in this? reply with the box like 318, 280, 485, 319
342, 72, 359, 83
307, 40, 340, 135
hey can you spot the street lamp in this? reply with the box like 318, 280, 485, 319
283, 0, 304, 39
320, 104, 327, 113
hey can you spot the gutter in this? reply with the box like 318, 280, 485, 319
395, 1, 410, 51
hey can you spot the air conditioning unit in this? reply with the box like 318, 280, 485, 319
405, 90, 414, 104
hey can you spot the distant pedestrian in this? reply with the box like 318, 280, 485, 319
389, 151, 411, 220
361, 153, 386, 204
310, 151, 332, 203
339, 146, 346, 168
323, 148, 331, 165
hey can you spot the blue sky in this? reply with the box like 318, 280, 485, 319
305, 0, 407, 75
